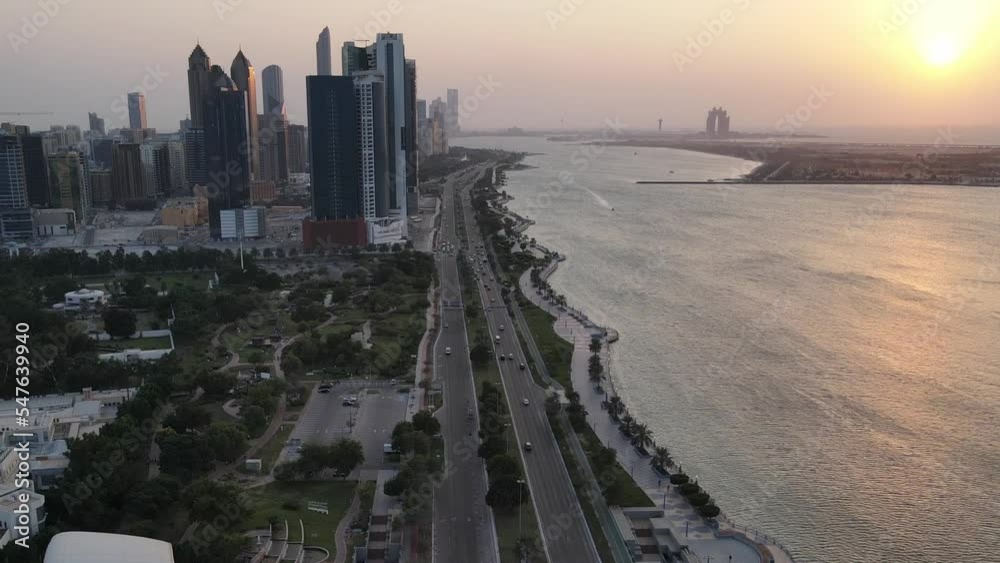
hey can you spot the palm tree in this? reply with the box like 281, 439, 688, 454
651, 445, 673, 472
606, 396, 625, 420
632, 424, 654, 450
588, 366, 605, 388
620, 413, 635, 435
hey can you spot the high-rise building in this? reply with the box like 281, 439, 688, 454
16, 132, 51, 207
166, 140, 186, 195
47, 152, 90, 224
203, 66, 251, 239
0, 136, 33, 240
187, 43, 212, 128
316, 27, 333, 76
259, 112, 289, 183
416, 99, 427, 122
261, 65, 285, 117
446, 88, 460, 134
88, 112, 105, 135
354, 72, 390, 219
89, 169, 112, 206
183, 128, 207, 189
306, 75, 360, 220
404, 59, 418, 214
127, 92, 147, 129
219, 207, 265, 240
287, 124, 307, 174
140, 143, 174, 198
179, 117, 192, 131
110, 143, 145, 205
373, 33, 407, 221
705, 107, 730, 137
118, 128, 156, 144
231, 50, 260, 180
429, 98, 449, 156
89, 137, 116, 171
341, 33, 409, 221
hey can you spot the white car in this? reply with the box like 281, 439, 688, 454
522, 398, 529, 406
445, 347, 452, 355
500, 324, 505, 331
508, 353, 514, 360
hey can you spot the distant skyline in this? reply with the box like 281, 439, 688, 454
2, 0, 999, 134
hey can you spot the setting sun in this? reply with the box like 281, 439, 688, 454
921, 34, 963, 67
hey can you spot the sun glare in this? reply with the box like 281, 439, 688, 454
921, 34, 962, 67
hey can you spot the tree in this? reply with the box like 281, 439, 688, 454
411, 410, 441, 436
632, 423, 653, 450
620, 413, 635, 435
103, 307, 137, 338
698, 504, 721, 518
163, 403, 212, 434
242, 404, 268, 436
487, 454, 520, 479
651, 445, 673, 472
589, 337, 602, 354
196, 371, 237, 398
44, 275, 80, 304
384, 474, 408, 497
485, 476, 528, 510
606, 396, 625, 420
205, 421, 249, 463
329, 438, 365, 478
478, 435, 506, 460
158, 430, 215, 481
470, 341, 490, 365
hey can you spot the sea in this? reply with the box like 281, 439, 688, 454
454, 136, 1000, 563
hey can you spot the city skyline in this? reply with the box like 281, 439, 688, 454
3, 0, 999, 135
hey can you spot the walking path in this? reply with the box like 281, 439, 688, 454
519, 263, 796, 563
332, 492, 361, 563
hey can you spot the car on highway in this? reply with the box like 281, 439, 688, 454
499, 354, 505, 361
495, 335, 501, 342
508, 353, 514, 360
522, 398, 529, 406
445, 322, 449, 328
523, 441, 533, 451
318, 381, 333, 393
445, 346, 452, 355
519, 362, 525, 370
500, 324, 505, 331
342, 397, 358, 406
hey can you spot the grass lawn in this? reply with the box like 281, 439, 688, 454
516, 295, 573, 388
495, 508, 542, 563
198, 399, 236, 423
97, 335, 172, 351
577, 425, 654, 508
242, 481, 356, 554
257, 423, 293, 473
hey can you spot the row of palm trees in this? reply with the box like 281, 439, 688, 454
605, 396, 674, 474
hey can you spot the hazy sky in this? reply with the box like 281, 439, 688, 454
2, 0, 999, 133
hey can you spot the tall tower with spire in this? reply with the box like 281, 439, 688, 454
187, 43, 212, 128
231, 49, 260, 179
316, 27, 332, 76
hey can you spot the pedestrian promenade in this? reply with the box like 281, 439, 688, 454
519, 265, 796, 563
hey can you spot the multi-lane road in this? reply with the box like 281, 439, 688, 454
452, 165, 601, 563
432, 166, 499, 563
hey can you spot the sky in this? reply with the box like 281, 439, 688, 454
2, 0, 999, 134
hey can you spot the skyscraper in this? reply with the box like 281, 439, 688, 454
88, 112, 105, 135
231, 50, 260, 180
341, 41, 371, 75
306, 75, 360, 220
111, 143, 145, 205
287, 124, 307, 174
203, 67, 251, 239
354, 72, 390, 219
127, 92, 147, 129
446, 88, 460, 135
187, 43, 212, 128
316, 27, 333, 76
183, 128, 207, 189
47, 152, 90, 223
261, 65, 285, 116
0, 135, 33, 239
373, 33, 407, 221
17, 132, 51, 207
404, 59, 418, 215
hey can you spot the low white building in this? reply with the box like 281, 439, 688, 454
220, 207, 266, 240
44, 532, 174, 563
62, 288, 106, 310
0, 484, 45, 548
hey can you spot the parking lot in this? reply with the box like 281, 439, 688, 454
280, 380, 409, 470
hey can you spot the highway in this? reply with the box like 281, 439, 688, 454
431, 166, 499, 563
455, 166, 601, 563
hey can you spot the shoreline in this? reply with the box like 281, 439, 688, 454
495, 163, 796, 562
